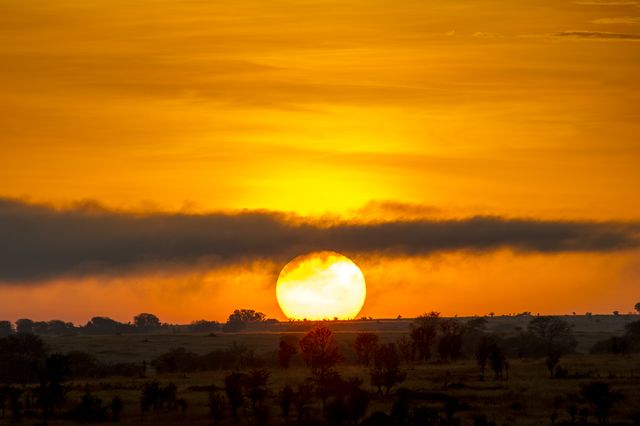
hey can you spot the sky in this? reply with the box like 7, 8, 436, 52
1, 0, 639, 324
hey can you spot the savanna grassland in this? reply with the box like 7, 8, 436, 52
2, 315, 640, 425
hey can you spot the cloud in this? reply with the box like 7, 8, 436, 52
1, 198, 638, 284
590, 16, 640, 24
472, 32, 504, 38
575, 0, 639, 5
554, 30, 640, 39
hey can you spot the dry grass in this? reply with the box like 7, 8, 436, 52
31, 319, 640, 425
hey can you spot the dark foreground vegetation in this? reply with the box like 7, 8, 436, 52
1, 311, 640, 425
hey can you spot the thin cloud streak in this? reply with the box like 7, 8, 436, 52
1, 198, 639, 284
554, 30, 640, 39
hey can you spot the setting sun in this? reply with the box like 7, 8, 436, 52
276, 251, 366, 320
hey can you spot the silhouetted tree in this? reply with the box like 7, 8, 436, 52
299, 326, 342, 382
410, 312, 440, 361
84, 316, 130, 335
189, 320, 220, 333
6, 387, 22, 422
0, 386, 6, 418
110, 396, 123, 422
140, 381, 159, 414
0, 333, 47, 384
230, 309, 267, 323
444, 396, 460, 426
295, 380, 314, 422
224, 308, 267, 332
0, 386, 20, 420
139, 381, 179, 414
133, 313, 161, 330
354, 332, 379, 366
36, 353, 71, 418
15, 318, 34, 334
209, 390, 226, 424
65, 350, 102, 378
635, 302, 640, 315
590, 319, 640, 354
370, 343, 406, 395
224, 372, 247, 419
246, 368, 270, 419
528, 316, 577, 354
488, 344, 507, 380
0, 322, 12, 337
546, 350, 561, 378
396, 336, 414, 366
467, 317, 488, 332
363, 411, 392, 426
278, 336, 298, 369
68, 391, 107, 422
390, 388, 411, 425
437, 318, 465, 361
326, 394, 349, 426
476, 336, 495, 381
279, 385, 294, 424
581, 382, 623, 425
345, 377, 370, 425
472, 414, 496, 426
48, 320, 76, 335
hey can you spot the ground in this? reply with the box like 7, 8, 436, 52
8, 315, 640, 425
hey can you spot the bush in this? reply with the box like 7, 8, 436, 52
66, 391, 108, 423
591, 320, 640, 354
151, 343, 262, 373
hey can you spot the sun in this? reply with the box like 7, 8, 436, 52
276, 251, 366, 320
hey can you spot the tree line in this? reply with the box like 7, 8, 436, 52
0, 308, 278, 337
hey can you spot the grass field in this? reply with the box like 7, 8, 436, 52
29, 354, 640, 425
17, 315, 638, 425
41, 315, 636, 364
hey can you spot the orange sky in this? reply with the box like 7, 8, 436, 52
1, 0, 639, 324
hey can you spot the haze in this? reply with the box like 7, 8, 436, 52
1, 0, 639, 323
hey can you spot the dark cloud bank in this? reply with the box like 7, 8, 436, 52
1, 198, 638, 284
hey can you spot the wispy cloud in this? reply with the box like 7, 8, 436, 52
1, 198, 638, 284
554, 30, 640, 39
575, 0, 639, 5
590, 16, 640, 23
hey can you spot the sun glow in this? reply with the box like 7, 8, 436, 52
276, 251, 366, 320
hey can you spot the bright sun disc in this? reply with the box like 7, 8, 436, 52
276, 251, 366, 320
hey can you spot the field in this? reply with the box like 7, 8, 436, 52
4, 315, 640, 425
42, 315, 635, 364
40, 355, 639, 426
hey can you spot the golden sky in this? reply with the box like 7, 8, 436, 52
1, 0, 639, 323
